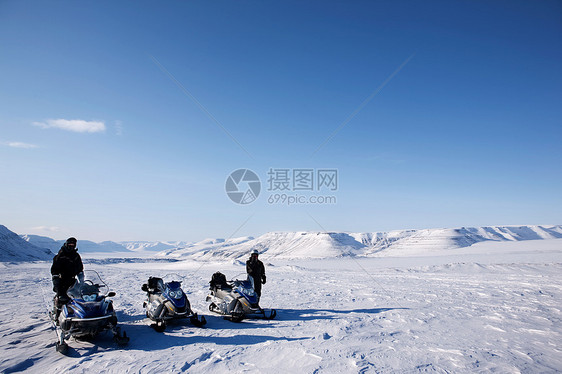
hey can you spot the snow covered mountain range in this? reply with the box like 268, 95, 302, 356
2, 224, 560, 262
20, 234, 132, 253
19, 235, 191, 254
158, 225, 562, 260
0, 225, 53, 261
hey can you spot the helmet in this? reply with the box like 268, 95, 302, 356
251, 249, 259, 256
63, 237, 78, 252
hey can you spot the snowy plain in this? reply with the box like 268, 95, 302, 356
1, 238, 561, 373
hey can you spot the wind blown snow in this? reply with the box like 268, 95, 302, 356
0, 234, 561, 372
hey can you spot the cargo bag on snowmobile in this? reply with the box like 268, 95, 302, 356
209, 272, 229, 289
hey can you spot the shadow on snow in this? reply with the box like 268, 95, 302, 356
51, 307, 403, 355
114, 323, 306, 352
275, 307, 406, 321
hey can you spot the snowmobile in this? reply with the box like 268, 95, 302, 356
141, 275, 206, 332
51, 270, 129, 354
206, 272, 276, 322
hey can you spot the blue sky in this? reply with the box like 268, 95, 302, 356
1, 1, 561, 242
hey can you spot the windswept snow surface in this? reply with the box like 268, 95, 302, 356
0, 239, 561, 373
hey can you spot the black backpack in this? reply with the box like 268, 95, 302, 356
141, 277, 164, 293
209, 272, 228, 289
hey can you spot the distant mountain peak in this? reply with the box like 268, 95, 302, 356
21, 234, 130, 253
0, 225, 53, 261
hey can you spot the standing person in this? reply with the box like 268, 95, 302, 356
51, 237, 84, 319
246, 249, 266, 302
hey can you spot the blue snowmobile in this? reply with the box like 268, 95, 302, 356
53, 270, 129, 354
207, 272, 276, 322
142, 275, 206, 332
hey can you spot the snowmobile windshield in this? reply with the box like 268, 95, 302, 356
233, 279, 255, 297
165, 281, 184, 299
161, 274, 185, 299
67, 270, 109, 300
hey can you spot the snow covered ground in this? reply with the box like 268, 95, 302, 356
1, 239, 561, 373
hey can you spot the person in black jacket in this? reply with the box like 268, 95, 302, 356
246, 249, 266, 302
51, 237, 84, 318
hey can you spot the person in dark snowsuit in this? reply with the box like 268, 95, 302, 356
51, 237, 84, 318
246, 249, 266, 302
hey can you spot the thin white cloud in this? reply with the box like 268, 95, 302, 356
4, 141, 38, 149
33, 119, 106, 133
115, 120, 123, 136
